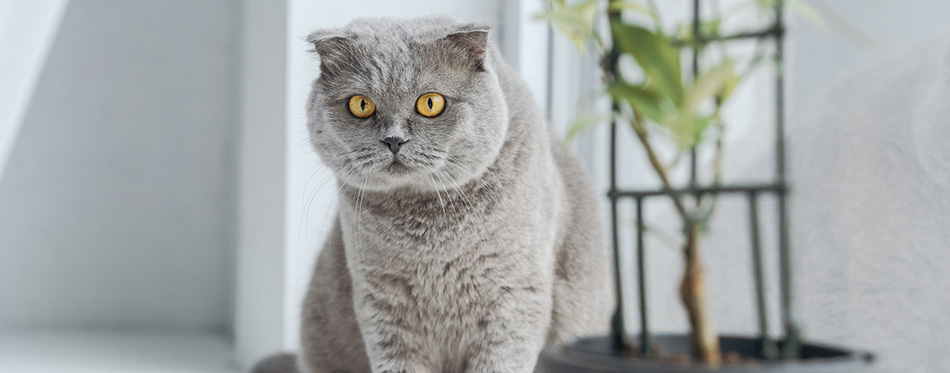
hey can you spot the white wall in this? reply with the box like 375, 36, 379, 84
0, 0, 240, 331
782, 2, 950, 371
235, 0, 289, 368
779, 39, 950, 372
0, 0, 67, 179
786, 1, 950, 109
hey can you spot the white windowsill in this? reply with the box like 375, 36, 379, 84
0, 329, 237, 373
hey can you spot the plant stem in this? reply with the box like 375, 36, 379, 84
680, 222, 722, 364
629, 114, 688, 220
695, 116, 726, 221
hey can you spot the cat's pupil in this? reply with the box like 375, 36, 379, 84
360, 99, 366, 111
427, 97, 433, 109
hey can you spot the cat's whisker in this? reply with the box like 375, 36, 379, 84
302, 163, 330, 210
435, 170, 465, 209
301, 181, 326, 240
428, 174, 447, 221
434, 170, 459, 216
317, 189, 338, 244
312, 172, 337, 196
355, 176, 368, 280
296, 163, 328, 269
304, 162, 325, 180
442, 170, 476, 212
444, 159, 501, 204
305, 168, 343, 222
357, 177, 366, 246
287, 136, 313, 153
295, 167, 348, 288
308, 169, 339, 208
339, 168, 360, 194
310, 168, 347, 246
300, 165, 337, 249
300, 166, 321, 218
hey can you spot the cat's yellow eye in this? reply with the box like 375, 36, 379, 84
348, 95, 376, 118
416, 93, 445, 117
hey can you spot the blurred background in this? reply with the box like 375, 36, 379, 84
0, 0, 947, 372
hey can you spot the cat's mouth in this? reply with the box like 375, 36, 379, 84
384, 159, 412, 174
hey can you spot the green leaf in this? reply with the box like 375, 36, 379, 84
674, 18, 723, 42
606, 0, 648, 14
683, 59, 737, 114
716, 66, 741, 104
535, 0, 598, 52
610, 22, 684, 105
658, 59, 738, 149
606, 0, 656, 21
565, 112, 613, 141
606, 81, 664, 123
664, 112, 713, 149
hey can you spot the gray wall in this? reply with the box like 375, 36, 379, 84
0, 0, 239, 332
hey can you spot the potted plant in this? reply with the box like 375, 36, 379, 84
536, 0, 873, 371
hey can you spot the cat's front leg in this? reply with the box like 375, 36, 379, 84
355, 290, 432, 373
465, 286, 552, 373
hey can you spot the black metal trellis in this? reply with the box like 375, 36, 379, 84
606, 0, 801, 361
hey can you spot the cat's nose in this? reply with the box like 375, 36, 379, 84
381, 137, 408, 155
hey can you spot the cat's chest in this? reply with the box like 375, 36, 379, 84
339, 178, 559, 300
344, 199, 554, 297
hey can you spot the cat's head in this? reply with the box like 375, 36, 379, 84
306, 17, 509, 192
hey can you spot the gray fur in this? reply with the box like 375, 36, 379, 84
260, 16, 612, 373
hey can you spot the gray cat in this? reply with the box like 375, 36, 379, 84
254, 16, 611, 373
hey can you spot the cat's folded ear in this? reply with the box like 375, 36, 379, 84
306, 29, 354, 77
442, 23, 491, 72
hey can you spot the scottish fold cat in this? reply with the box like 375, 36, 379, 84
255, 16, 611, 373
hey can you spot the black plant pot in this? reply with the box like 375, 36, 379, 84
541, 335, 873, 372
